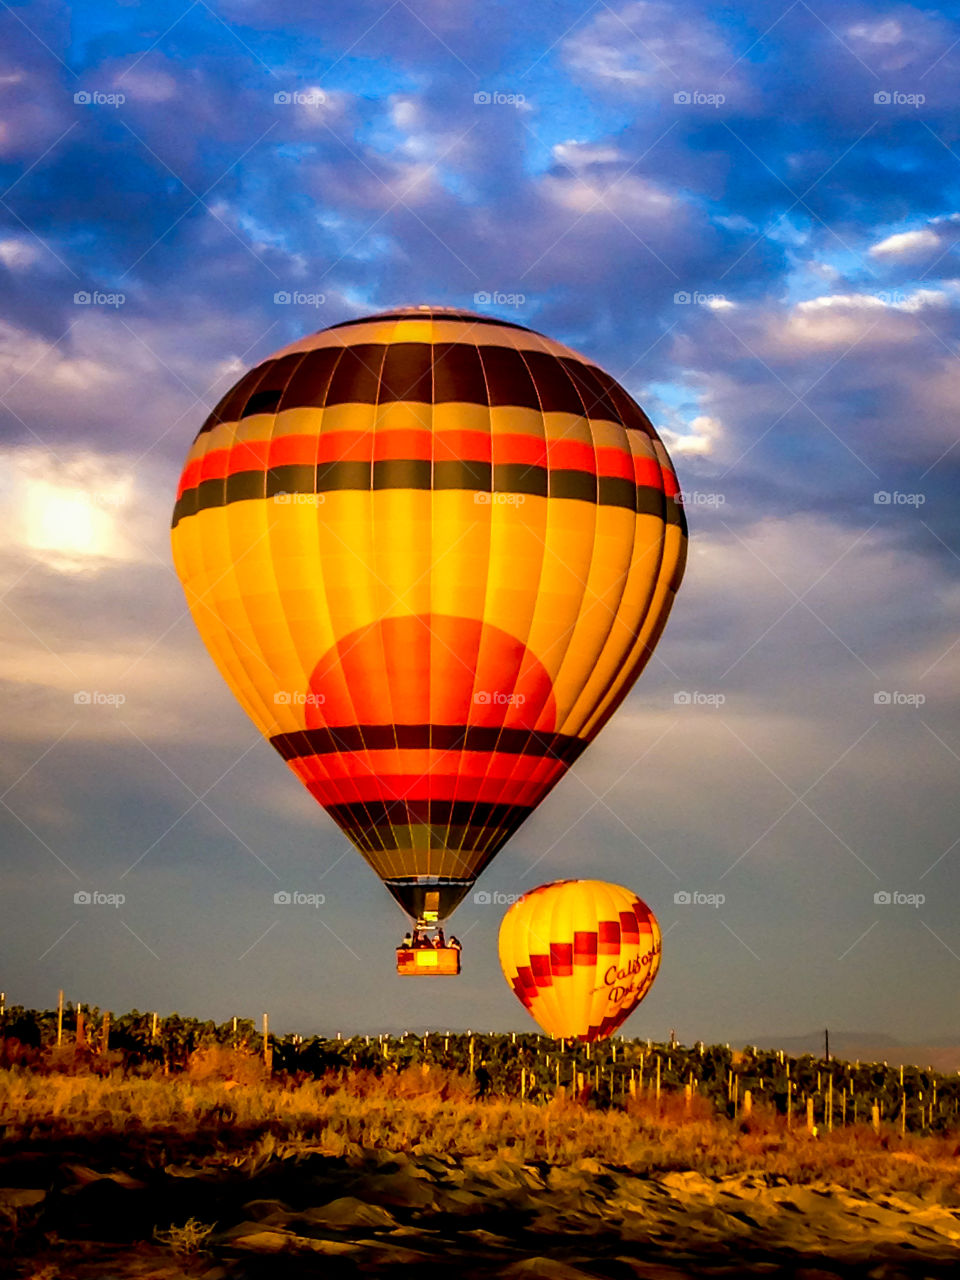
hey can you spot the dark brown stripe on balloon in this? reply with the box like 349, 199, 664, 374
172, 469, 681, 528
194, 343, 653, 436
434, 459, 492, 490
171, 469, 680, 527
271, 723, 589, 762
325, 799, 533, 838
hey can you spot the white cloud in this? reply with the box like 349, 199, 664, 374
563, 0, 733, 90
870, 228, 939, 258
795, 289, 946, 313
661, 414, 722, 457
0, 238, 40, 270
543, 171, 675, 216
848, 19, 904, 45
552, 140, 624, 169
114, 68, 178, 103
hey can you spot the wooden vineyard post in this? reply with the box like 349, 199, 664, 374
901, 1093, 906, 1134
469, 1036, 475, 1076
263, 1013, 272, 1072
152, 1012, 159, 1043
639, 1052, 644, 1093
629, 1068, 636, 1098
76, 1003, 85, 1046
56, 989, 63, 1047
871, 1102, 880, 1133
787, 1080, 792, 1128
101, 1011, 110, 1054
806, 1097, 815, 1133
521, 1067, 527, 1100
684, 1081, 693, 1112
655, 1055, 661, 1105
742, 1089, 752, 1118
827, 1075, 833, 1132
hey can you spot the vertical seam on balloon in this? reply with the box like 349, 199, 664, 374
553, 415, 636, 740
579, 431, 676, 741
437, 342, 496, 883
262, 354, 316, 743
312, 346, 395, 876
477, 350, 602, 846
451, 346, 549, 880
293, 349, 382, 871
367, 333, 408, 884
566, 427, 668, 739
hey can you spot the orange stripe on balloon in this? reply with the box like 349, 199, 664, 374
632, 456, 664, 487
317, 430, 374, 463
434, 430, 492, 462
269, 434, 320, 467
595, 445, 635, 480
546, 439, 596, 471
372, 429, 432, 461
494, 434, 548, 467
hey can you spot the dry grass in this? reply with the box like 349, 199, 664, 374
1, 1058, 959, 1195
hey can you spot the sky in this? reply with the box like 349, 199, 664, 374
1, 0, 959, 1045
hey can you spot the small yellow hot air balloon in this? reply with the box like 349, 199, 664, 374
498, 880, 661, 1041
171, 307, 686, 965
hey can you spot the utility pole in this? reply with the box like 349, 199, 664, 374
825, 1028, 830, 1062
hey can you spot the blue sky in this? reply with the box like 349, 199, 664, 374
2, 0, 960, 1044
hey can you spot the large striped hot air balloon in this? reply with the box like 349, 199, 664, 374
499, 880, 662, 1041
171, 306, 686, 942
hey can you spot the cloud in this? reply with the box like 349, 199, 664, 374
870, 228, 940, 257
563, 0, 736, 93
663, 414, 723, 457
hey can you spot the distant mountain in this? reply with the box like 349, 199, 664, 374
746, 1030, 960, 1072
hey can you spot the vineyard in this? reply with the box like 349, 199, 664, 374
2, 998, 958, 1135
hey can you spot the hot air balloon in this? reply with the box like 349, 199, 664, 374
171, 307, 686, 970
499, 879, 662, 1040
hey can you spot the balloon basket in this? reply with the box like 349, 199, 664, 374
396, 946, 462, 977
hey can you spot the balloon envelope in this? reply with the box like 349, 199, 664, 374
498, 879, 662, 1041
171, 308, 686, 923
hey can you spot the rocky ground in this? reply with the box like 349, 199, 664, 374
4, 1139, 960, 1279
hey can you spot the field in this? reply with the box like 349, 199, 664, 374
3, 1010, 960, 1277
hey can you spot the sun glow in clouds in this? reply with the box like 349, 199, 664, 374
4, 448, 137, 573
